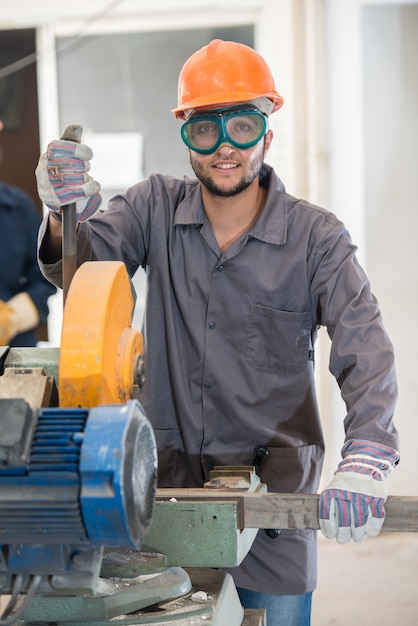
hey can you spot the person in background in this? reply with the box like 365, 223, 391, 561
0, 119, 56, 347
35, 40, 399, 626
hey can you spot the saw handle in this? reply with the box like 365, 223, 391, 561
60, 125, 83, 305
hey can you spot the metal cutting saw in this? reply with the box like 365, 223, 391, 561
0, 142, 266, 624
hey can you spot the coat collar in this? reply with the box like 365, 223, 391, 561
173, 164, 288, 246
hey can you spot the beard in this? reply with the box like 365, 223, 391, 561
189, 142, 265, 198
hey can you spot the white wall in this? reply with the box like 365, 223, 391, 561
321, 0, 418, 496
363, 4, 418, 496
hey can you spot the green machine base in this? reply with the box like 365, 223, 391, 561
22, 568, 258, 626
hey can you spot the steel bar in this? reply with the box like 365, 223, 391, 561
156, 489, 418, 533
62, 203, 77, 304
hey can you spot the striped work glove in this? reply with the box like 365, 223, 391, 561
319, 439, 399, 544
36, 139, 102, 222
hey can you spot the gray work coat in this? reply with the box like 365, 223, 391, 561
38, 164, 398, 595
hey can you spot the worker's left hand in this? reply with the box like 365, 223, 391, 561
36, 139, 102, 222
319, 439, 399, 544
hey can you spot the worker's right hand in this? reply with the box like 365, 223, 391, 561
36, 139, 102, 222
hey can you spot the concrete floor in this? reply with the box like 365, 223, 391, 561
312, 532, 418, 625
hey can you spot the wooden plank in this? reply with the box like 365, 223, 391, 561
156, 490, 418, 533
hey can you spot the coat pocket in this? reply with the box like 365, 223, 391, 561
246, 304, 312, 373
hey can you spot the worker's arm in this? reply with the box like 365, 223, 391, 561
308, 223, 399, 544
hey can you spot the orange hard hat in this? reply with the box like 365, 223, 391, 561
172, 39, 284, 120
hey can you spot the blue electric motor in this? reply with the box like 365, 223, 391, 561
0, 398, 157, 591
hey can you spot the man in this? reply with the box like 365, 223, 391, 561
36, 40, 399, 625
0, 120, 56, 347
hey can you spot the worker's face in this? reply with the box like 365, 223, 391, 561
188, 126, 273, 198
183, 104, 272, 197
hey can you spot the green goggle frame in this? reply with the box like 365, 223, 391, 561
181, 106, 267, 154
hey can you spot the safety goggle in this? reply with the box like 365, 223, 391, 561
181, 106, 267, 154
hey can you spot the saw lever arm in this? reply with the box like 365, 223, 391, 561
60, 124, 83, 305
